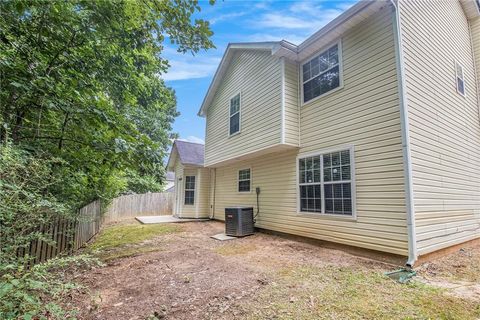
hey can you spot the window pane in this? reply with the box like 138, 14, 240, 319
299, 149, 352, 215
239, 169, 250, 180
323, 182, 352, 215
332, 152, 340, 166
239, 180, 250, 192
303, 62, 311, 80
301, 199, 308, 212
185, 176, 196, 190
341, 150, 350, 164
341, 165, 350, 180
184, 190, 195, 205
230, 113, 240, 135
342, 183, 351, 198
313, 156, 321, 169
307, 185, 314, 198
324, 184, 332, 198
334, 199, 343, 213
333, 184, 342, 198
306, 170, 313, 183
303, 44, 340, 103
230, 94, 240, 114
313, 169, 321, 183
324, 154, 331, 167
319, 52, 329, 73
300, 170, 306, 184
329, 45, 339, 66
310, 57, 320, 77
457, 78, 465, 95
300, 185, 307, 198
325, 199, 333, 213
299, 158, 305, 171
299, 183, 321, 213
332, 166, 341, 181
343, 199, 352, 214
324, 167, 332, 182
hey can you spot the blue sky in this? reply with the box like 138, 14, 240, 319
164, 0, 356, 144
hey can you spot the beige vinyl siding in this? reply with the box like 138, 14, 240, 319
213, 149, 407, 255
299, 6, 408, 253
197, 168, 211, 218
284, 59, 300, 146
400, 1, 480, 255
212, 6, 408, 256
472, 18, 480, 95
205, 50, 282, 166
181, 168, 197, 218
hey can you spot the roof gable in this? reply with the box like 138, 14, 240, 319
166, 140, 204, 170
197, 0, 384, 117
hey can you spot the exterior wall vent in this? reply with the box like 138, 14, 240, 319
225, 206, 254, 237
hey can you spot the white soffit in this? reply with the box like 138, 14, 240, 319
460, 0, 480, 19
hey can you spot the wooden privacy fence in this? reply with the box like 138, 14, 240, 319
102, 192, 174, 223
18, 199, 102, 266
18, 193, 173, 265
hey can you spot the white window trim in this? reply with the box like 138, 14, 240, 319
228, 92, 242, 137
184, 175, 196, 206
237, 167, 252, 193
295, 145, 356, 219
301, 40, 344, 107
454, 60, 466, 97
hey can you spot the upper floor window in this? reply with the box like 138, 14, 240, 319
184, 176, 196, 205
298, 147, 354, 216
455, 61, 465, 96
238, 168, 251, 192
229, 93, 241, 135
302, 43, 341, 103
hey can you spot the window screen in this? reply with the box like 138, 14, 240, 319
238, 168, 251, 192
184, 176, 195, 205
302, 44, 340, 103
229, 94, 240, 135
298, 148, 353, 216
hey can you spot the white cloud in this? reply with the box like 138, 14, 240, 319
210, 11, 248, 25
180, 136, 205, 144
161, 46, 222, 81
252, 1, 355, 37
246, 33, 307, 46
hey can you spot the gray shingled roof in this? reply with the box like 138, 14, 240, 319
175, 140, 204, 166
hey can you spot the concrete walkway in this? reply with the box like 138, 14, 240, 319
135, 215, 209, 224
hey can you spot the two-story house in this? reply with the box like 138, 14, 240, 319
168, 0, 480, 266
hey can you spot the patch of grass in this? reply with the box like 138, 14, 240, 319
88, 223, 181, 261
241, 265, 480, 320
215, 243, 257, 256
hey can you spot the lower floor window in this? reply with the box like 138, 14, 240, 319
184, 176, 195, 205
298, 147, 354, 215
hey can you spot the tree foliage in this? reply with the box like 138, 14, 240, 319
0, 0, 214, 207
0, 0, 214, 317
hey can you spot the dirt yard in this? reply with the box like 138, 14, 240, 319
68, 220, 480, 320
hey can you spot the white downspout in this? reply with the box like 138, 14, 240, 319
390, 0, 418, 267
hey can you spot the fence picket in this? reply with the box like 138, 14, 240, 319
16, 192, 173, 265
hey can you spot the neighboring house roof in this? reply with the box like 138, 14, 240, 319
198, 0, 385, 117
166, 140, 204, 171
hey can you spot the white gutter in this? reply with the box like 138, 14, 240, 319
390, 0, 418, 267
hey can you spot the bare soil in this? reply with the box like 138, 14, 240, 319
69, 221, 480, 320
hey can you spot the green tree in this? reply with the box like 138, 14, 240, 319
0, 0, 214, 207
